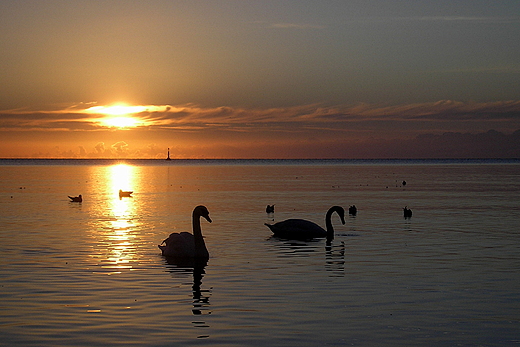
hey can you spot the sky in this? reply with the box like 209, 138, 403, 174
1, 0, 519, 159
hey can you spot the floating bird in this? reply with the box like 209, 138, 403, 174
265, 206, 345, 241
159, 205, 212, 259
348, 205, 357, 216
403, 206, 412, 218
266, 204, 275, 214
118, 189, 133, 198
68, 195, 82, 202
402, 180, 407, 186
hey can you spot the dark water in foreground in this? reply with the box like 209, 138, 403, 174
0, 159, 519, 346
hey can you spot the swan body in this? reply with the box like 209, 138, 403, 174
265, 206, 345, 241
68, 195, 82, 202
159, 205, 212, 259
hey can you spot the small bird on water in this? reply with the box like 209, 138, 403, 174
68, 195, 82, 202
119, 190, 133, 198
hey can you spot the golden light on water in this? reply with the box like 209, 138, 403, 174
94, 164, 139, 274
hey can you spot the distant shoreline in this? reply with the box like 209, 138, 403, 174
0, 158, 518, 166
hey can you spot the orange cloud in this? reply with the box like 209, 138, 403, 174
1, 100, 519, 159
2, 100, 519, 132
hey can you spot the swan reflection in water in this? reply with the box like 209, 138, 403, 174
269, 236, 346, 276
163, 257, 212, 317
325, 240, 345, 277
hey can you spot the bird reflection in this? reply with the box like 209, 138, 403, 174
268, 236, 319, 256
163, 257, 211, 316
325, 240, 345, 276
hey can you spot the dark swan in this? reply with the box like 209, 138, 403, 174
265, 206, 345, 241
159, 205, 212, 259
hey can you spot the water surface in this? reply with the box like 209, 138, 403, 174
1, 160, 519, 346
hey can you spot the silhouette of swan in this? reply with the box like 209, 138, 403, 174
265, 206, 345, 241
403, 206, 412, 218
348, 205, 357, 216
266, 204, 275, 214
159, 205, 212, 259
68, 194, 82, 202
118, 189, 133, 198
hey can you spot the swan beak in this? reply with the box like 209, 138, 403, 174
204, 215, 212, 223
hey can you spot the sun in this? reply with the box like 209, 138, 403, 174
85, 104, 147, 128
86, 104, 147, 116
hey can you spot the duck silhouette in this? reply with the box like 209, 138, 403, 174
403, 206, 412, 218
118, 190, 133, 198
68, 195, 82, 202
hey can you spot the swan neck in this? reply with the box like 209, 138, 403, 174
192, 212, 209, 259
192, 212, 203, 238
325, 209, 334, 235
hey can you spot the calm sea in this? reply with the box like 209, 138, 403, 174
0, 159, 519, 346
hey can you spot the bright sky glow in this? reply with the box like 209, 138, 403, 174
100, 116, 142, 128
86, 105, 147, 116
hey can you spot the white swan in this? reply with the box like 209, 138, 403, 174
265, 206, 345, 241
159, 205, 212, 258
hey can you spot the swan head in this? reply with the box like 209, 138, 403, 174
194, 205, 212, 223
329, 206, 346, 225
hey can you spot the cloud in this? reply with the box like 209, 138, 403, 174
1, 100, 519, 138
95, 142, 105, 154
78, 146, 86, 156
269, 23, 325, 30
111, 141, 129, 154
409, 16, 520, 24
351, 15, 520, 25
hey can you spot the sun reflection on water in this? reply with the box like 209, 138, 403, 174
91, 164, 140, 274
